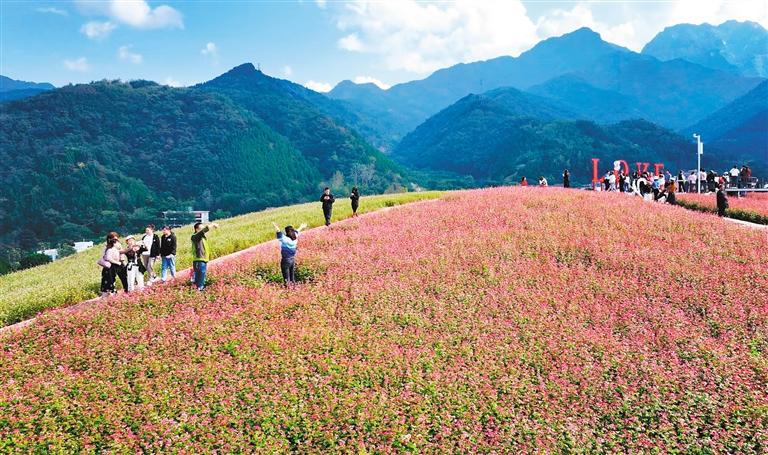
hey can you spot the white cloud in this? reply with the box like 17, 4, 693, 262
283, 65, 293, 76
338, 33, 364, 51
64, 57, 90, 72
118, 45, 143, 64
163, 76, 183, 87
534, 0, 768, 52
76, 0, 183, 30
316, 0, 327, 9
80, 21, 117, 40
36, 7, 68, 16
330, 0, 768, 76
304, 80, 332, 92
353, 75, 390, 89
201, 42, 218, 57
333, 0, 539, 75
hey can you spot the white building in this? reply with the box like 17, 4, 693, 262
74, 241, 94, 253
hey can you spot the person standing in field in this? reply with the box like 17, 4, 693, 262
520, 177, 528, 186
141, 224, 161, 284
562, 170, 570, 188
191, 222, 220, 291
99, 235, 120, 297
320, 187, 335, 226
350, 187, 360, 217
160, 225, 177, 282
124, 235, 146, 292
716, 184, 729, 217
538, 176, 548, 187
272, 221, 307, 287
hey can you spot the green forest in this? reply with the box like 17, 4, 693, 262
0, 75, 405, 267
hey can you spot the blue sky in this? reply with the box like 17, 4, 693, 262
2, 1, 767, 90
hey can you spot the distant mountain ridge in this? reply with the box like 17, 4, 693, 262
642, 20, 768, 77
0, 75, 55, 102
328, 27, 763, 148
683, 80, 768, 175
393, 89, 701, 185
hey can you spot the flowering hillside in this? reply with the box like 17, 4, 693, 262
677, 192, 768, 224
1, 188, 766, 452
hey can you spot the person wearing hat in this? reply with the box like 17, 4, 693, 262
124, 235, 147, 292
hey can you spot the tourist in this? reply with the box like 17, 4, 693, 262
108, 232, 129, 292
688, 171, 698, 193
272, 221, 307, 287
99, 234, 122, 297
190, 222, 220, 291
320, 187, 335, 226
520, 176, 528, 186
666, 182, 677, 205
141, 224, 161, 284
677, 170, 686, 193
350, 187, 360, 217
538, 176, 548, 187
562, 169, 570, 188
124, 235, 146, 292
716, 184, 729, 217
160, 225, 177, 282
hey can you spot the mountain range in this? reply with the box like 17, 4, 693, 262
330, 26, 764, 149
642, 20, 768, 77
1, 20, 765, 253
0, 75, 54, 102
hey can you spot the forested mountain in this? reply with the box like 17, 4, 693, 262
0, 72, 406, 252
642, 21, 768, 77
683, 81, 768, 175
0, 75, 54, 102
393, 93, 728, 186
196, 63, 404, 183
527, 75, 644, 124
329, 27, 763, 146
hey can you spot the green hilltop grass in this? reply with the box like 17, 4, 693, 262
0, 192, 443, 327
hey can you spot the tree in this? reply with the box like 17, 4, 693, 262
0, 257, 11, 275
19, 253, 52, 270
57, 244, 77, 258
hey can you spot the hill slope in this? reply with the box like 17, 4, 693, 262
2, 187, 765, 452
642, 20, 768, 77
0, 192, 442, 326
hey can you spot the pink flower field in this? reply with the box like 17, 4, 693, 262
1, 188, 766, 452
677, 192, 768, 223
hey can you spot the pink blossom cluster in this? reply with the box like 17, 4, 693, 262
677, 192, 768, 218
1, 188, 766, 452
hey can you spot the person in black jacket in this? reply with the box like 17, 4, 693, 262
716, 184, 729, 217
159, 225, 177, 282
350, 187, 360, 217
320, 187, 335, 226
562, 169, 570, 188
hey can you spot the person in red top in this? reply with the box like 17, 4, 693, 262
520, 177, 528, 186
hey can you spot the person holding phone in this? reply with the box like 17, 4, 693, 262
272, 221, 307, 287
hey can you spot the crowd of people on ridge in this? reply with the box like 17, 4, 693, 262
97, 187, 362, 295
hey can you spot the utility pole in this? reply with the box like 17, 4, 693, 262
693, 134, 703, 194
